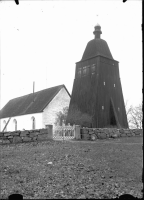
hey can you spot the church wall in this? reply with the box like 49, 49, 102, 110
0, 113, 42, 131
42, 87, 70, 128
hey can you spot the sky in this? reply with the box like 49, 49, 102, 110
0, 0, 142, 110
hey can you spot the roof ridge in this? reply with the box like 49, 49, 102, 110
8, 84, 64, 102
0, 84, 67, 119
40, 85, 64, 112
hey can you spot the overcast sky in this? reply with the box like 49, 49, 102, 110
0, 0, 142, 109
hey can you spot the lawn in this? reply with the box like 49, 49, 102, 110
0, 136, 143, 199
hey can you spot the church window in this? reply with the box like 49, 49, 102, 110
77, 68, 82, 77
114, 84, 115, 87
118, 107, 120, 111
3, 120, 7, 132
13, 119, 17, 131
102, 106, 104, 110
31, 116, 36, 130
91, 64, 95, 74
104, 82, 105, 86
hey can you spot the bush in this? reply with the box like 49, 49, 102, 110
66, 105, 92, 127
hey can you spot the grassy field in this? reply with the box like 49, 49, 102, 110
0, 136, 143, 199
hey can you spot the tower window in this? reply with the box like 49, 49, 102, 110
13, 119, 17, 131
104, 82, 105, 86
91, 64, 95, 75
102, 106, 104, 110
86, 65, 90, 75
114, 84, 115, 87
83, 66, 87, 76
77, 68, 82, 77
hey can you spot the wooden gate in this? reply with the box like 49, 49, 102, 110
53, 125, 75, 140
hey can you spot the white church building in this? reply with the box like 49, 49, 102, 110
0, 85, 70, 132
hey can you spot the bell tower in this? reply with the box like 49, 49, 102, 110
67, 24, 128, 128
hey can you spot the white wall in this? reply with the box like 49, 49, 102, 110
42, 87, 70, 128
0, 87, 70, 132
0, 113, 42, 131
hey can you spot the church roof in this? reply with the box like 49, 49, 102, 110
81, 24, 113, 61
0, 84, 70, 119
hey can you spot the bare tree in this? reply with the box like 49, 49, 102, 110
125, 100, 133, 126
55, 106, 69, 126
125, 101, 143, 129
129, 104, 142, 129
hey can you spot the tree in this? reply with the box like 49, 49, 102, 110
125, 100, 132, 126
129, 104, 142, 129
66, 105, 92, 127
55, 106, 69, 126
125, 101, 143, 129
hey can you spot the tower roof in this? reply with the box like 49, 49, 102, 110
81, 24, 113, 61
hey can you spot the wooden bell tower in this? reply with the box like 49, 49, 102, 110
68, 24, 128, 128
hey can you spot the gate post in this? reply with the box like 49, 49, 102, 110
75, 125, 81, 140
47, 125, 53, 140
62, 121, 65, 141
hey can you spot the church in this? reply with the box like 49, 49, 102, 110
0, 24, 129, 131
0, 85, 70, 132
67, 24, 128, 128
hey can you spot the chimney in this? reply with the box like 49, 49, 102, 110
93, 24, 102, 39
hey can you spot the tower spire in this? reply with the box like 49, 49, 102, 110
93, 24, 102, 39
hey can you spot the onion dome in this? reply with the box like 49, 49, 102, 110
81, 24, 113, 60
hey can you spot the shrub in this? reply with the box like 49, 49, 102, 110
66, 105, 92, 127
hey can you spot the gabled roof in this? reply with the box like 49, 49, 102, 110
0, 84, 71, 119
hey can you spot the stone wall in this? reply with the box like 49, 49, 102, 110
79, 128, 143, 140
0, 127, 143, 144
0, 128, 53, 145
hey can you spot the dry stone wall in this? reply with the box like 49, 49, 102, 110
80, 128, 143, 140
0, 129, 52, 145
0, 127, 143, 144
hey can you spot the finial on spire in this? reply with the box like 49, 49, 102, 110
93, 24, 102, 39
96, 23, 100, 26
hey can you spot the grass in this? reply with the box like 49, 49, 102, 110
0, 136, 143, 199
